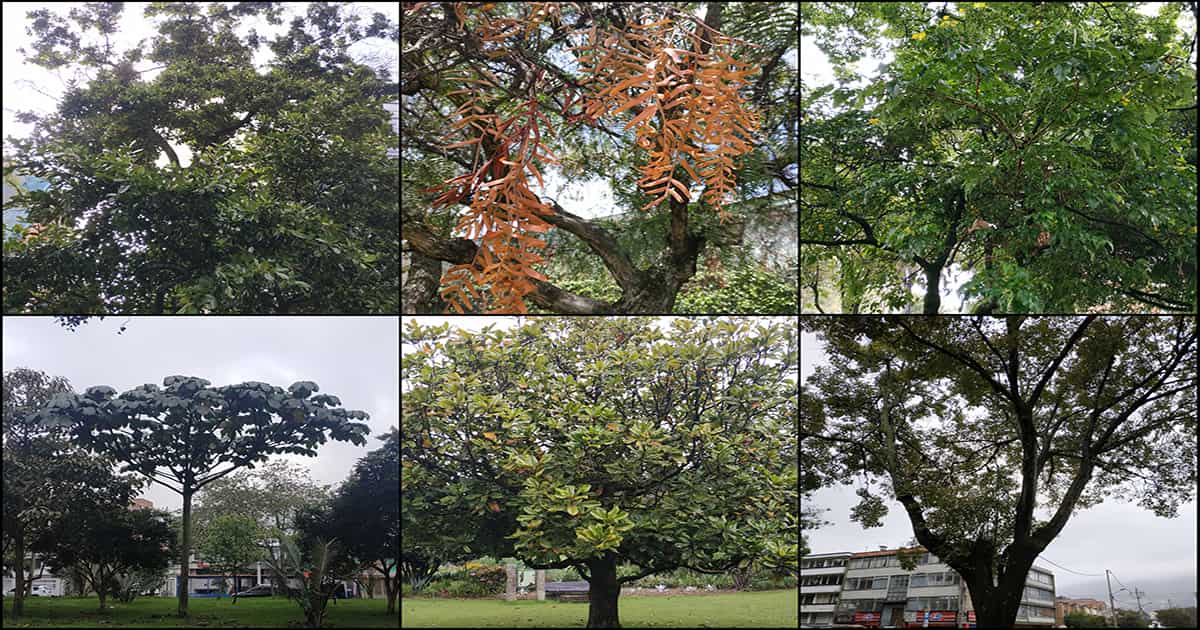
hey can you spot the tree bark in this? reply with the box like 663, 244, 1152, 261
585, 553, 621, 628
401, 251, 445, 313
922, 264, 942, 314
179, 489, 192, 617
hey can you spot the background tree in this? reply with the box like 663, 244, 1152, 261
301, 427, 399, 613
1155, 606, 1198, 628
192, 460, 332, 545
3, 2, 399, 314
33, 375, 370, 617
258, 533, 357, 629
800, 316, 1197, 627
35, 506, 175, 610
401, 318, 798, 628
2, 368, 141, 618
800, 2, 1197, 313
197, 514, 264, 603
1115, 608, 1151, 628
402, 2, 797, 313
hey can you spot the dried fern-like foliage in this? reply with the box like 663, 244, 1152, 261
572, 14, 761, 219
420, 3, 760, 313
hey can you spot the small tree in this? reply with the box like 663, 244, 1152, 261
1156, 607, 1198, 628
199, 514, 264, 603
259, 535, 354, 629
37, 507, 175, 610
33, 375, 370, 617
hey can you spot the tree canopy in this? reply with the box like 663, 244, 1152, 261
3, 2, 399, 314
402, 2, 798, 313
402, 317, 797, 627
800, 2, 1197, 313
800, 315, 1197, 627
33, 375, 371, 617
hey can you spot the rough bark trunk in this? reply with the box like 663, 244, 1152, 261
179, 489, 192, 617
967, 576, 1025, 628
585, 554, 621, 628
401, 251, 445, 313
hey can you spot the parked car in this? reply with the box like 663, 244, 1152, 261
233, 584, 275, 597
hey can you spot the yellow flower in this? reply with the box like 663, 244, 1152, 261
1035, 20, 1041, 25
868, 118, 880, 125
912, 32, 927, 40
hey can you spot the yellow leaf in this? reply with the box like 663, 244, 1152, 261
606, 424, 620, 431
422, 437, 433, 448
912, 32, 927, 40
483, 432, 498, 442
488, 500, 501, 513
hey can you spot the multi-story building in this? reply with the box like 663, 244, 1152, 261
800, 546, 1057, 628
1055, 597, 1108, 625
800, 552, 850, 627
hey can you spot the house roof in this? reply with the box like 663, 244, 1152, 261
850, 546, 927, 558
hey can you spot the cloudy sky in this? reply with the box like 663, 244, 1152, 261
2, 1, 398, 167
800, 328, 1198, 611
2, 315, 399, 512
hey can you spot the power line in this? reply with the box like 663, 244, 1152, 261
1109, 571, 1129, 591
1037, 555, 1105, 577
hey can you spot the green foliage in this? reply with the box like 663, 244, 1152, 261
1114, 609, 1149, 628
423, 565, 508, 598
402, 317, 798, 606
3, 3, 398, 314
801, 2, 1197, 312
1155, 607, 1197, 628
199, 514, 265, 599
675, 261, 798, 314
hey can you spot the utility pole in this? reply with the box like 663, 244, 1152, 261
1134, 587, 1145, 619
1105, 570, 1117, 628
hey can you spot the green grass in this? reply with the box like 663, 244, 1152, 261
1, 595, 399, 628
400, 589, 798, 627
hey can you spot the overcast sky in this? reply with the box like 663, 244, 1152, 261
800, 329, 1198, 611
2, 315, 399, 512
2, 1, 399, 168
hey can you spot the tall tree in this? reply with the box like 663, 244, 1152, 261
35, 505, 175, 610
305, 428, 399, 613
402, 318, 798, 627
800, 2, 1197, 313
33, 375, 370, 617
402, 2, 797, 313
197, 514, 264, 603
192, 460, 331, 544
3, 2, 399, 314
800, 316, 1197, 627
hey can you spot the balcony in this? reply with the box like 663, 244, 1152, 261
800, 584, 842, 594
800, 566, 847, 576
800, 603, 837, 613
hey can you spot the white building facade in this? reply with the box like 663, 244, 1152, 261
801, 551, 850, 627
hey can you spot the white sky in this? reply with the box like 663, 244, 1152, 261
2, 1, 399, 168
2, 316, 400, 513
800, 330, 1198, 611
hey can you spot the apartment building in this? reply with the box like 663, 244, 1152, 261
800, 552, 850, 627
802, 546, 1056, 628
1055, 597, 1108, 625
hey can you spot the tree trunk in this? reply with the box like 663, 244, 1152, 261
401, 252, 445, 313
966, 578, 1024, 628
12, 526, 25, 618
585, 553, 621, 628
179, 489, 192, 617
385, 574, 397, 614
922, 264, 942, 314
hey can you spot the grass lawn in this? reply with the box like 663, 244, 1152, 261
1, 595, 399, 628
400, 588, 798, 627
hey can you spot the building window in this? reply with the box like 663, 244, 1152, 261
802, 594, 815, 605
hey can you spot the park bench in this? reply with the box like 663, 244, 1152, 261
544, 580, 589, 602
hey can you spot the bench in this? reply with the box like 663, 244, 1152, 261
544, 580, 589, 602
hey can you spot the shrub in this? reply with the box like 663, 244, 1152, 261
425, 564, 508, 597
